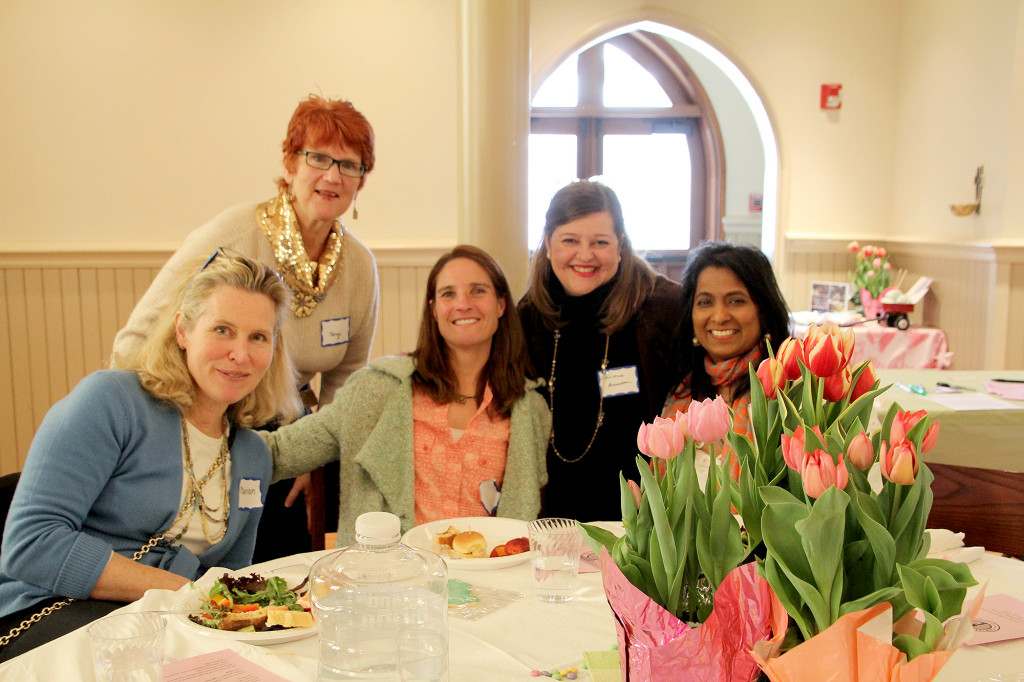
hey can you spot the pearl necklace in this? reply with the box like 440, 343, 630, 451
166, 417, 231, 546
546, 329, 610, 463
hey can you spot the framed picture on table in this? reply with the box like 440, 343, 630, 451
810, 281, 852, 313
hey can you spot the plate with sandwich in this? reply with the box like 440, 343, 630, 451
402, 517, 531, 571
172, 565, 316, 645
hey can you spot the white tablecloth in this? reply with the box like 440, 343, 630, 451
2, 547, 1023, 681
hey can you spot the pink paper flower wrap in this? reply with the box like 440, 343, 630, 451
599, 549, 784, 682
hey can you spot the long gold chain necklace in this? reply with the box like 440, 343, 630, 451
547, 329, 611, 463
172, 417, 231, 546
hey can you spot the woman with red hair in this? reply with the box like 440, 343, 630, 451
113, 95, 379, 559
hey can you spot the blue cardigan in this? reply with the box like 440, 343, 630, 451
0, 371, 271, 618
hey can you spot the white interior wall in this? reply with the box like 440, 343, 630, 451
3, 0, 1024, 252
0, 0, 461, 251
892, 0, 1021, 243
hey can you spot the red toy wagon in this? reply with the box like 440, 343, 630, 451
880, 301, 914, 330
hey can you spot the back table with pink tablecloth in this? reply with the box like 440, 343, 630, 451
793, 319, 951, 369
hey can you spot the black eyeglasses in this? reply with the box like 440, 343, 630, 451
297, 150, 365, 178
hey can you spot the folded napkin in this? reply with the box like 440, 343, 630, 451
926, 528, 985, 563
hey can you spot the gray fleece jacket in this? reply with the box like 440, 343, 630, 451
263, 355, 551, 544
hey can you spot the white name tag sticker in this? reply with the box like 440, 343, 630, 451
238, 478, 263, 510
599, 365, 640, 398
321, 317, 350, 347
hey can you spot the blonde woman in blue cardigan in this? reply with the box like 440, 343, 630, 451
263, 246, 551, 544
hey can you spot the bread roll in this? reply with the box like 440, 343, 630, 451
451, 530, 487, 558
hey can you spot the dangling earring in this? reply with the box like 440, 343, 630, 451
352, 191, 359, 220
692, 336, 701, 347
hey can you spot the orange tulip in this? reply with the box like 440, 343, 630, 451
880, 439, 919, 485
781, 424, 824, 473
801, 450, 849, 498
757, 357, 785, 400
846, 431, 874, 471
802, 322, 854, 378
823, 366, 852, 402
776, 336, 804, 382
848, 362, 878, 402
888, 409, 940, 453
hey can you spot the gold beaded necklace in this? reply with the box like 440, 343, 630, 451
546, 329, 611, 463
170, 417, 231, 546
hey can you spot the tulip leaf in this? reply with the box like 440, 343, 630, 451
847, 487, 896, 588
649, 526, 669, 604
761, 554, 816, 640
837, 585, 902, 617
795, 487, 849, 624
893, 633, 933, 661
844, 458, 873, 496
898, 564, 940, 614
636, 457, 678, 588
618, 473, 638, 530
759, 484, 803, 506
578, 522, 619, 557
761, 502, 834, 634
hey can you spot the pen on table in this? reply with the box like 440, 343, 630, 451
895, 382, 927, 396
936, 381, 975, 392
992, 378, 1024, 383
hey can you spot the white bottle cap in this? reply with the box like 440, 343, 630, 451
355, 511, 402, 544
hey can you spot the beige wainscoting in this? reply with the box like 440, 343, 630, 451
5, 240, 1023, 476
0, 248, 445, 475
782, 237, 1024, 372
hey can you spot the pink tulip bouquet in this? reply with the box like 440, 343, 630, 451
848, 241, 892, 300
732, 322, 978, 681
580, 399, 782, 681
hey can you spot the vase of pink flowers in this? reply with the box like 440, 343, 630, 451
848, 241, 893, 318
579, 399, 784, 682
736, 323, 980, 682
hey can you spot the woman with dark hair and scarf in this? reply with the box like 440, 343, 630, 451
664, 241, 791, 478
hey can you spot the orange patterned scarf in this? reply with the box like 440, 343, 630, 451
663, 346, 764, 478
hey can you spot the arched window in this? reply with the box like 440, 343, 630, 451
530, 31, 725, 278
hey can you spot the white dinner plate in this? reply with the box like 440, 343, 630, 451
402, 517, 531, 571
171, 564, 316, 646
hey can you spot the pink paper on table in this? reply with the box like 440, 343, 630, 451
986, 381, 1024, 401
161, 648, 290, 681
962, 593, 1024, 646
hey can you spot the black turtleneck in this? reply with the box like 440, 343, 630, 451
518, 276, 650, 522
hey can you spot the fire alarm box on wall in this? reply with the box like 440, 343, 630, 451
821, 83, 842, 110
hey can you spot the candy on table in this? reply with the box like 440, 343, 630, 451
528, 666, 579, 679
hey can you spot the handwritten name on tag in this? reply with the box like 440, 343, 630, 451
599, 366, 640, 398
238, 478, 263, 510
321, 317, 350, 347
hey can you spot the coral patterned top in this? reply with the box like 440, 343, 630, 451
412, 385, 511, 525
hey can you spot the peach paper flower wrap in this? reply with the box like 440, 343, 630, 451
750, 585, 986, 682
600, 549, 786, 682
